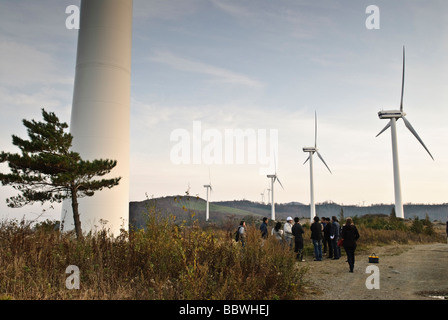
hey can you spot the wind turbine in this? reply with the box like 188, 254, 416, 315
203, 170, 213, 221
266, 155, 284, 221
376, 46, 434, 219
260, 189, 265, 203
303, 112, 332, 221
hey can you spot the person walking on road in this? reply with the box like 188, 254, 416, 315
341, 217, 360, 272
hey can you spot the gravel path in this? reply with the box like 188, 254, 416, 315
301, 242, 448, 300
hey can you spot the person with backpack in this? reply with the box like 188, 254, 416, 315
235, 221, 246, 247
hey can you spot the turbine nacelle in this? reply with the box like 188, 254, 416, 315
266, 174, 284, 189
303, 147, 317, 153
378, 110, 406, 119
302, 112, 332, 174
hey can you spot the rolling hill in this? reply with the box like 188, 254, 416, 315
129, 195, 448, 230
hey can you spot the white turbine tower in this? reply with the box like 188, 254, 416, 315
303, 112, 332, 221
376, 46, 434, 219
267, 156, 284, 221
62, 0, 133, 235
203, 170, 213, 221
260, 189, 265, 203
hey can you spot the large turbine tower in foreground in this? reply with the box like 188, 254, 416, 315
61, 0, 133, 235
376, 47, 434, 219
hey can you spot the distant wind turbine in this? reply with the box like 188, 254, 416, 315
203, 169, 213, 221
376, 46, 434, 219
267, 154, 284, 221
186, 182, 191, 196
260, 189, 265, 203
303, 112, 332, 221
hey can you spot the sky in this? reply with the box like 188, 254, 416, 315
0, 0, 447, 222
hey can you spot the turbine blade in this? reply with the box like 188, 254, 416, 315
402, 116, 434, 160
303, 155, 310, 165
376, 120, 391, 137
400, 46, 405, 112
276, 176, 285, 190
274, 151, 277, 174
315, 111, 318, 148
316, 151, 332, 174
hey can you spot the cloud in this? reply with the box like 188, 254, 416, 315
149, 50, 265, 89
210, 0, 339, 39
133, 0, 203, 20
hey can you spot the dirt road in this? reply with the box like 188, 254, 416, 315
301, 242, 448, 300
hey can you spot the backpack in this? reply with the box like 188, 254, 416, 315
234, 226, 241, 242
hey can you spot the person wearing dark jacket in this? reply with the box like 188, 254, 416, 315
341, 217, 360, 272
292, 217, 305, 261
310, 216, 323, 261
323, 217, 332, 258
260, 217, 268, 239
330, 216, 341, 259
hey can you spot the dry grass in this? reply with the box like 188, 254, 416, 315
1, 210, 443, 300
0, 210, 307, 300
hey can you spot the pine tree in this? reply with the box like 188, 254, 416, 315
0, 109, 120, 239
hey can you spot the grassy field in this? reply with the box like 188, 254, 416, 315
0, 208, 444, 300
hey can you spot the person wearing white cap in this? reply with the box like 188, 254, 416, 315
283, 217, 294, 249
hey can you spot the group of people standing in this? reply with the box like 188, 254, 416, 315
311, 216, 342, 261
261, 216, 306, 262
310, 215, 360, 272
258, 215, 360, 272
